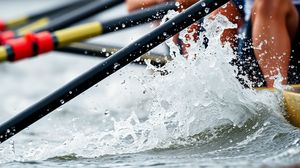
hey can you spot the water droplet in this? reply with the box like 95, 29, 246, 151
122, 24, 126, 28
104, 109, 110, 116
201, 2, 206, 7
60, 99, 65, 104
57, 107, 63, 112
205, 8, 210, 13
114, 63, 120, 69
101, 48, 107, 52
239, 5, 243, 9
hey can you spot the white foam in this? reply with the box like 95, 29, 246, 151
0, 13, 286, 162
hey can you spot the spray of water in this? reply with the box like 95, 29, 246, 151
47, 13, 285, 158
0, 12, 288, 162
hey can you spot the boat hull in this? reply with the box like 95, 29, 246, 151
284, 85, 300, 127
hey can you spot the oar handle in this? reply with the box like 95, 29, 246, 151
0, 0, 230, 144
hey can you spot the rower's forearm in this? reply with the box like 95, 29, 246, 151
210, 1, 243, 46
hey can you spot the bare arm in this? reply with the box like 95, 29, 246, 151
176, 0, 243, 48
210, 1, 244, 47
251, 0, 299, 87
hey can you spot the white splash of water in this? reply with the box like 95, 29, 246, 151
0, 13, 286, 162
51, 13, 284, 158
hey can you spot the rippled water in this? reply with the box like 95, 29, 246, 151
1, 1, 300, 168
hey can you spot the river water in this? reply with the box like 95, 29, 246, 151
0, 1, 300, 168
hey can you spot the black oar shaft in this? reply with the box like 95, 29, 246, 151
101, 2, 175, 33
0, 0, 229, 143
26, 1, 92, 21
15, 1, 97, 33
52, 2, 176, 48
56, 42, 171, 66
1, 0, 91, 30
35, 0, 124, 33
0, 0, 124, 43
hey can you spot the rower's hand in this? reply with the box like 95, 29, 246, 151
126, 0, 167, 12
